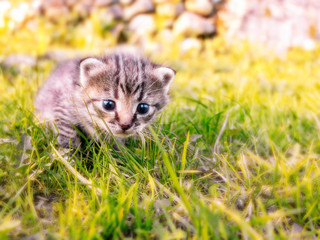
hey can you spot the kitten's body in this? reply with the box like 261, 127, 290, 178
35, 53, 175, 149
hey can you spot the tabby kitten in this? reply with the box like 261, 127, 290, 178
35, 53, 175, 149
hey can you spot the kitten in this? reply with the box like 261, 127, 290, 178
35, 53, 175, 149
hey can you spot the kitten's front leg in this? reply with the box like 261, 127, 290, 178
56, 121, 81, 158
57, 134, 81, 149
55, 134, 81, 165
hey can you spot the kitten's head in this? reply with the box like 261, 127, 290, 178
78, 53, 175, 138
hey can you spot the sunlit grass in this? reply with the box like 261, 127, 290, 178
0, 18, 320, 239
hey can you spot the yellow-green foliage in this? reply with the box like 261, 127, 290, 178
0, 14, 320, 240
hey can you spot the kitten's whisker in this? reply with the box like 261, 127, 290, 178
144, 88, 165, 95
144, 80, 161, 91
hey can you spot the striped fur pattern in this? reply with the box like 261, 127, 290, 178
35, 53, 175, 149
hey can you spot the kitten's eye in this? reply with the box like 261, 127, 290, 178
137, 103, 149, 114
103, 100, 115, 111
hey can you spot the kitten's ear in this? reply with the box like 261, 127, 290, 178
153, 67, 176, 93
79, 57, 106, 87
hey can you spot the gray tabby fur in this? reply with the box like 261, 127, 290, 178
35, 53, 175, 149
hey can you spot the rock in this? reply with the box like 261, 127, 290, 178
40, 0, 65, 9
65, 0, 78, 7
95, 0, 117, 7
129, 14, 155, 36
127, 15, 160, 53
123, 0, 155, 20
108, 4, 124, 20
156, 2, 184, 18
96, 3, 123, 25
73, 0, 95, 18
180, 38, 202, 53
96, 8, 113, 26
45, 6, 69, 20
84, 0, 96, 5
41, 0, 69, 20
185, 0, 214, 16
152, 0, 169, 3
173, 12, 215, 36
119, 0, 133, 5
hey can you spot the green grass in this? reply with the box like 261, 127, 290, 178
1, 21, 320, 239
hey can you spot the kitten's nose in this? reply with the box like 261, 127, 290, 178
119, 123, 132, 131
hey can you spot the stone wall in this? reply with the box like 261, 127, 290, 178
1, 0, 320, 54
0, 0, 220, 48
40, 0, 219, 37
219, 0, 320, 52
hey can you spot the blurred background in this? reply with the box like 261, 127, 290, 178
1, 0, 320, 64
